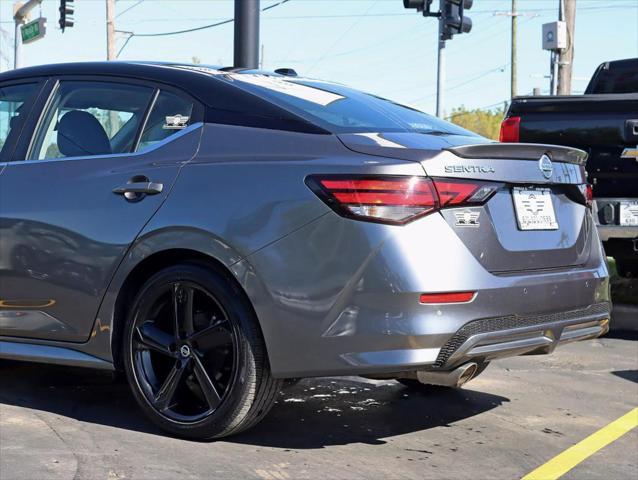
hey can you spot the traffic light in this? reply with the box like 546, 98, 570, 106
403, 0, 434, 14
403, 0, 425, 10
59, 0, 74, 32
441, 0, 472, 40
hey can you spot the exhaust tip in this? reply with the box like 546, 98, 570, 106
415, 362, 479, 388
457, 362, 478, 386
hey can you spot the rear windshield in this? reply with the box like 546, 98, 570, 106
586, 60, 638, 94
227, 74, 477, 136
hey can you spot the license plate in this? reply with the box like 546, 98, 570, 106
620, 201, 638, 226
512, 187, 559, 231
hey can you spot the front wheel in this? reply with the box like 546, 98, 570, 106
122, 262, 282, 439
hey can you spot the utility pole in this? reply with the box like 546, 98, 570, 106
106, 0, 116, 60
234, 0, 259, 69
436, 15, 446, 118
510, 0, 517, 99
557, 0, 576, 95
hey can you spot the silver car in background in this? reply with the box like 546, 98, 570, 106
0, 62, 610, 439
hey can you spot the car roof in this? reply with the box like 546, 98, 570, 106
0, 61, 291, 84
0, 61, 329, 135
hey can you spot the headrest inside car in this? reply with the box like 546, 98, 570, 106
57, 110, 112, 157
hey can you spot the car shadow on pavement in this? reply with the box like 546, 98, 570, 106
0, 361, 163, 436
0, 361, 509, 447
231, 377, 508, 449
606, 330, 638, 341
611, 369, 638, 383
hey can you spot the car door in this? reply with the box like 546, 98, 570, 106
0, 79, 46, 337
0, 77, 201, 342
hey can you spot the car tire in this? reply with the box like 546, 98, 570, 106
396, 362, 490, 390
122, 262, 282, 439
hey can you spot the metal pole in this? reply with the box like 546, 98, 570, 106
549, 51, 558, 95
510, 0, 517, 99
106, 0, 116, 60
13, 16, 21, 69
234, 0, 260, 69
259, 43, 264, 70
436, 15, 446, 119
557, 0, 576, 94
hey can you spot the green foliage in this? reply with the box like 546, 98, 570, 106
448, 105, 507, 140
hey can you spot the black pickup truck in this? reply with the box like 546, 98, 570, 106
501, 58, 638, 277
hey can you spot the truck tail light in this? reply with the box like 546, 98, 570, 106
499, 116, 520, 143
307, 176, 499, 225
586, 184, 593, 209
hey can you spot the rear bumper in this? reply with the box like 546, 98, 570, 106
240, 212, 611, 378
438, 303, 610, 369
597, 225, 638, 242
593, 199, 638, 241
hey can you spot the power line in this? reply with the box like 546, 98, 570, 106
117, 0, 291, 57
306, 0, 379, 74
411, 63, 510, 103
116, 3, 638, 24
116, 0, 145, 19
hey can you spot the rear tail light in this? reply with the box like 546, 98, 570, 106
499, 116, 520, 143
578, 183, 594, 209
307, 175, 500, 225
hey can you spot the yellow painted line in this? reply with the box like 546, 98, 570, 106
522, 407, 638, 480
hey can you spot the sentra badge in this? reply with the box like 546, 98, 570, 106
444, 165, 495, 174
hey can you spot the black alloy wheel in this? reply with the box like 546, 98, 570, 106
123, 262, 282, 439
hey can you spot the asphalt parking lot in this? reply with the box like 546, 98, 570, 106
1, 325, 637, 480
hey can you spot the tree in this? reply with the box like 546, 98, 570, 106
448, 105, 507, 140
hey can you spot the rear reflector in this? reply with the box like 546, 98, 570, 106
419, 292, 476, 304
307, 175, 499, 225
499, 116, 520, 143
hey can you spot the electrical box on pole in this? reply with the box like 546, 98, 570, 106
542, 21, 566, 95
542, 21, 566, 50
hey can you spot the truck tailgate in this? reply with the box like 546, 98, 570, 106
508, 94, 638, 198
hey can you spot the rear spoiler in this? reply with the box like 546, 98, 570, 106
446, 143, 587, 165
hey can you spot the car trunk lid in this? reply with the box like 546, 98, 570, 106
338, 133, 592, 273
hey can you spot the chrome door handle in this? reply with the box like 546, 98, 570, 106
113, 181, 163, 195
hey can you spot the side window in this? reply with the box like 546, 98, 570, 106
30, 81, 154, 160
136, 91, 194, 152
0, 83, 39, 161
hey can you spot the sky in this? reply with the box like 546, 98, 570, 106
1, 0, 637, 117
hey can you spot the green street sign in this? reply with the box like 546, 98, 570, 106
21, 18, 46, 44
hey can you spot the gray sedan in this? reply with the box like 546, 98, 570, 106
0, 62, 610, 439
